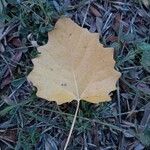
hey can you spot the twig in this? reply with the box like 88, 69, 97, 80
64, 99, 80, 150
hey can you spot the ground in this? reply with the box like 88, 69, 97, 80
0, 0, 150, 150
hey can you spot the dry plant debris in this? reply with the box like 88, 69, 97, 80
28, 18, 120, 104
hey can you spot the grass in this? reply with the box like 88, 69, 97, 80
0, 0, 150, 149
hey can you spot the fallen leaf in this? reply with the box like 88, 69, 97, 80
28, 18, 120, 104
1, 76, 12, 89
8, 37, 22, 47
90, 6, 102, 17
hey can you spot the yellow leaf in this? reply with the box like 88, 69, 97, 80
28, 18, 120, 104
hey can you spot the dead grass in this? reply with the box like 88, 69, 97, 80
0, 0, 150, 149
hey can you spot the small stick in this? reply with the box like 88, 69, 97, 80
63, 99, 80, 150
